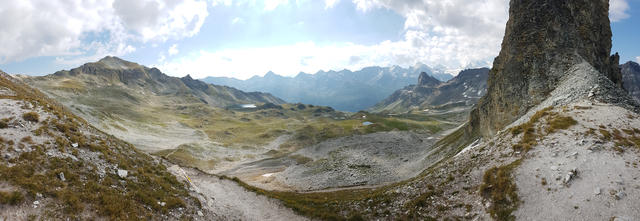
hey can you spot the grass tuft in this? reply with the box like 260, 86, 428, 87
22, 112, 39, 122
480, 159, 522, 221
0, 191, 24, 205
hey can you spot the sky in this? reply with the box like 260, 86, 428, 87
0, 0, 638, 80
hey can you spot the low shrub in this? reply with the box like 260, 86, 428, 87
0, 191, 24, 205
22, 112, 39, 122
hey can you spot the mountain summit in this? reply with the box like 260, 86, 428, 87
468, 0, 634, 137
417, 72, 440, 87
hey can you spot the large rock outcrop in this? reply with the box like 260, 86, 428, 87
622, 61, 640, 102
469, 0, 624, 137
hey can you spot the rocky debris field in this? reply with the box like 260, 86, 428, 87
222, 130, 451, 192
275, 131, 439, 191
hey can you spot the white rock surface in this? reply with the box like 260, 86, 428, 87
117, 169, 128, 179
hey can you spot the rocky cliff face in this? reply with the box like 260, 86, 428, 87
622, 61, 640, 102
469, 0, 624, 137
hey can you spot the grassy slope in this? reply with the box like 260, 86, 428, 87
0, 73, 200, 220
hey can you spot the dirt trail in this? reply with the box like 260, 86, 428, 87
168, 165, 307, 221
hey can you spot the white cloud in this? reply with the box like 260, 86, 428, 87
0, 0, 208, 65
211, 0, 233, 7
168, 44, 179, 56
610, 0, 630, 22
264, 0, 289, 11
155, 34, 495, 79
113, 0, 209, 42
231, 17, 245, 25
325, 0, 340, 9
636, 56, 640, 64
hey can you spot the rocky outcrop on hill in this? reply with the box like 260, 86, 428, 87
469, 0, 633, 138
370, 68, 488, 113
622, 61, 640, 102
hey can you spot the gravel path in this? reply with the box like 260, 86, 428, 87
168, 166, 307, 221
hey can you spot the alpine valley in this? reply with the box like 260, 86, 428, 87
1, 0, 639, 220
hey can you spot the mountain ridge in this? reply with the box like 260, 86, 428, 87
370, 68, 489, 114
42, 56, 285, 107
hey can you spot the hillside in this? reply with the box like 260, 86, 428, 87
203, 64, 454, 112
622, 61, 640, 102
0, 71, 203, 220
370, 68, 489, 114
19, 57, 285, 152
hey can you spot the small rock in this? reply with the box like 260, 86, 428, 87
564, 174, 572, 184
594, 187, 601, 195
551, 166, 559, 171
197, 211, 204, 217
72, 143, 78, 148
58, 172, 66, 181
36, 193, 43, 198
615, 191, 626, 200
158, 201, 166, 207
117, 169, 128, 179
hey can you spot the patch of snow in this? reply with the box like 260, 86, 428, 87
455, 139, 481, 157
241, 104, 257, 108
262, 173, 274, 178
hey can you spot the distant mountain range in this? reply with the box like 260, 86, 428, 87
202, 64, 454, 112
370, 68, 490, 114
